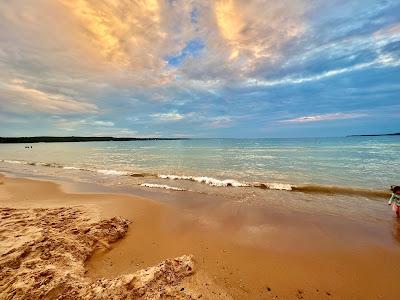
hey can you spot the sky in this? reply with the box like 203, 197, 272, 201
0, 0, 399, 138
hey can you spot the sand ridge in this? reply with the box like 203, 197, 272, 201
0, 207, 201, 299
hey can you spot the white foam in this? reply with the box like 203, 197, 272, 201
0, 159, 295, 192
158, 174, 250, 187
266, 183, 294, 191
253, 182, 294, 191
2, 160, 26, 164
140, 183, 186, 191
97, 169, 130, 176
63, 166, 80, 170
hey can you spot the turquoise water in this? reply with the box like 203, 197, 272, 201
0, 136, 398, 190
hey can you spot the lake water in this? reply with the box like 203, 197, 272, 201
0, 136, 398, 190
1, 136, 399, 221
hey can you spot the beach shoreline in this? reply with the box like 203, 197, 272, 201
1, 173, 400, 299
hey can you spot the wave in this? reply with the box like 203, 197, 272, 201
97, 169, 130, 176
140, 183, 187, 191
158, 174, 250, 187
37, 162, 63, 168
158, 174, 295, 190
0, 159, 390, 197
0, 160, 65, 169
62, 166, 81, 170
1, 159, 27, 164
0, 159, 154, 178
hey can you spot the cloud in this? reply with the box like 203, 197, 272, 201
92, 121, 114, 127
0, 0, 399, 137
58, 0, 197, 83
52, 118, 113, 131
278, 113, 368, 123
0, 79, 98, 114
213, 0, 306, 62
246, 53, 400, 87
208, 116, 233, 128
151, 112, 185, 121
179, 0, 309, 81
52, 117, 136, 137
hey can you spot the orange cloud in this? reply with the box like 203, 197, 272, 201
60, 0, 163, 66
212, 0, 307, 71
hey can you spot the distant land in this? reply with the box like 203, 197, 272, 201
348, 132, 400, 137
0, 137, 190, 143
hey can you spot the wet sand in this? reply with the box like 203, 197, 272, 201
1, 173, 400, 299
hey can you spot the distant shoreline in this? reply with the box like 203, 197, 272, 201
0, 137, 190, 143
1, 134, 399, 143
347, 132, 400, 137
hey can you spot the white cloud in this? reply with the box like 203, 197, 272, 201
278, 113, 367, 123
208, 116, 233, 128
246, 53, 400, 87
151, 112, 185, 121
52, 117, 137, 137
92, 120, 114, 127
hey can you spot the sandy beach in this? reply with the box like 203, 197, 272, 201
1, 0, 399, 298
1, 172, 400, 299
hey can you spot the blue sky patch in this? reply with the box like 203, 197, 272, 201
166, 39, 205, 67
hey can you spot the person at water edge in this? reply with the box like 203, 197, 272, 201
388, 186, 400, 217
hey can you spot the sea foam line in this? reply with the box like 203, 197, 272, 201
0, 159, 295, 191
159, 174, 295, 190
140, 183, 187, 191
253, 182, 294, 191
1, 159, 27, 164
97, 169, 130, 176
158, 174, 250, 187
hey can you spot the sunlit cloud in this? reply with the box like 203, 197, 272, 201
0, 79, 97, 114
60, 0, 166, 68
179, 0, 309, 81
213, 0, 306, 64
0, 0, 399, 137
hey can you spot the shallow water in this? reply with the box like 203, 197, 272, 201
0, 136, 398, 189
0, 136, 398, 222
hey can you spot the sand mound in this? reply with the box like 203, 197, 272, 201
0, 207, 196, 299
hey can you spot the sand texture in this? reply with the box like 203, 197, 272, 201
0, 207, 199, 299
2, 174, 400, 299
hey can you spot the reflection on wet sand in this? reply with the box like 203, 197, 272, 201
391, 217, 400, 244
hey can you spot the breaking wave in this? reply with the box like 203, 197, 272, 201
158, 174, 250, 187
97, 169, 130, 176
